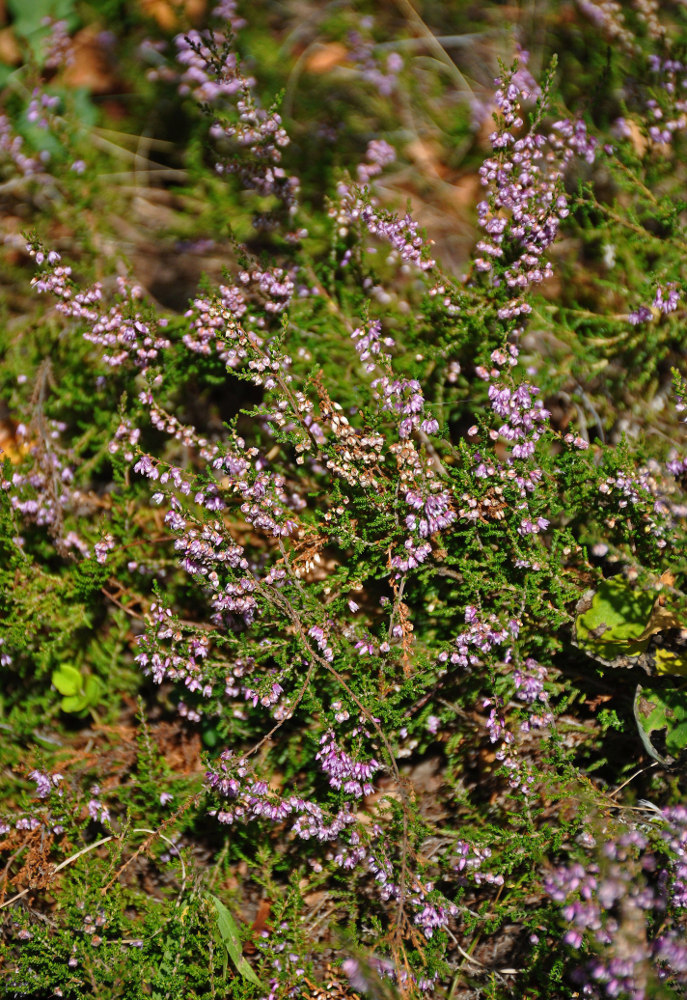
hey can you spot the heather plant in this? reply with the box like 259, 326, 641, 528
4, 2, 687, 999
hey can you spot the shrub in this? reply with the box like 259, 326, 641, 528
2, 2, 687, 998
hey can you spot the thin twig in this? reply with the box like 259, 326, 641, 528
609, 762, 659, 799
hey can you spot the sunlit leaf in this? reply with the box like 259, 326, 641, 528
51, 663, 82, 696
634, 682, 687, 766
60, 693, 89, 713
654, 649, 687, 677
575, 578, 653, 661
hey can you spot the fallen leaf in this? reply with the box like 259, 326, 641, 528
634, 602, 684, 643
587, 694, 613, 710
305, 42, 348, 74
624, 119, 647, 157
634, 682, 687, 766
146, 0, 205, 27
0, 26, 21, 65
140, 0, 177, 29
63, 26, 117, 93
405, 138, 446, 179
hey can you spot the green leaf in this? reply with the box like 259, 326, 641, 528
7, 0, 75, 40
655, 648, 687, 677
52, 663, 82, 696
206, 891, 263, 988
61, 693, 89, 713
83, 675, 103, 702
54, 669, 102, 714
634, 682, 687, 765
575, 579, 654, 661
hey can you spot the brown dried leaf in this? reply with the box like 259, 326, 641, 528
405, 138, 446, 179
0, 421, 22, 463
138, 0, 206, 28
251, 898, 272, 935
634, 602, 684, 643
304, 42, 349, 74
0, 27, 21, 65
624, 119, 648, 157
63, 26, 117, 94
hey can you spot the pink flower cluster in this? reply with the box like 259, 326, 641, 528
474, 67, 596, 320
29, 248, 170, 371
546, 811, 687, 999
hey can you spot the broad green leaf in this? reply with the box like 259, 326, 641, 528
61, 693, 89, 713
52, 663, 82, 696
655, 649, 687, 677
575, 579, 654, 660
83, 675, 102, 702
634, 682, 687, 765
54, 670, 101, 713
206, 891, 263, 988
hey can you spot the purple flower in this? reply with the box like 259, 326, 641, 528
30, 770, 62, 798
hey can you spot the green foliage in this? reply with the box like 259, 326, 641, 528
3, 1, 687, 997
51, 662, 102, 714
575, 578, 654, 660
6, 0, 77, 59
207, 892, 263, 988
634, 681, 687, 765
